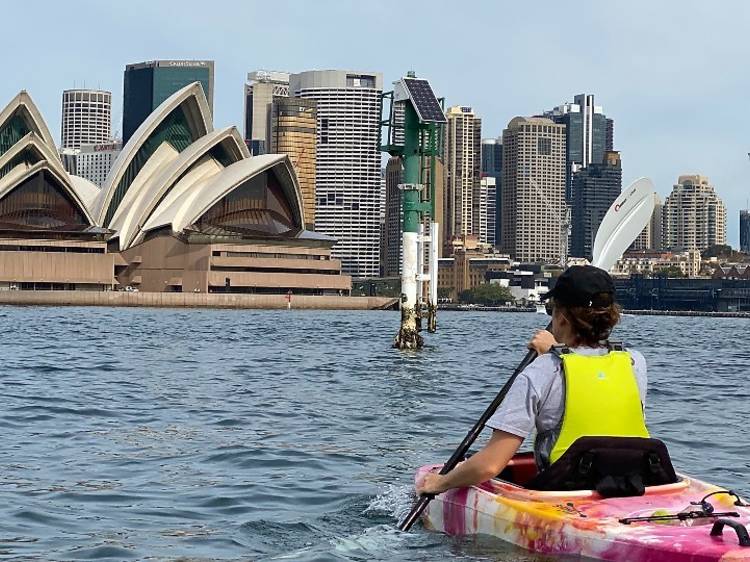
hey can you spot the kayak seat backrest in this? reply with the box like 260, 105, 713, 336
527, 437, 678, 497
497, 451, 538, 487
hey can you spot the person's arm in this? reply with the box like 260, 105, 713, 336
416, 430, 523, 495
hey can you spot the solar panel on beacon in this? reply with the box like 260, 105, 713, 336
403, 79, 446, 124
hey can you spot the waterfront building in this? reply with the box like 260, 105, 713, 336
61, 89, 112, 149
488, 270, 550, 304
244, 70, 290, 155
569, 151, 622, 260
475, 176, 496, 246
289, 70, 383, 278
0, 85, 350, 294
543, 93, 612, 200
501, 116, 567, 262
612, 249, 701, 278
122, 60, 214, 144
437, 236, 512, 300
711, 263, 750, 280
0, 91, 114, 289
663, 175, 726, 252
444, 106, 481, 250
60, 141, 122, 187
268, 96, 316, 228
481, 137, 502, 244
741, 210, 750, 253
615, 275, 750, 312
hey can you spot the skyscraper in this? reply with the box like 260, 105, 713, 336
569, 151, 622, 260
382, 156, 404, 277
740, 210, 750, 253
61, 89, 112, 149
544, 93, 610, 199
244, 71, 290, 155
444, 106, 481, 249
475, 176, 496, 246
481, 137, 502, 245
122, 60, 214, 144
631, 193, 664, 251
663, 175, 726, 251
501, 117, 567, 262
268, 96, 317, 228
290, 70, 383, 278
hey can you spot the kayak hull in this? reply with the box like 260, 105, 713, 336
416, 462, 750, 561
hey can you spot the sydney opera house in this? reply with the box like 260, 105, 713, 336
0, 84, 350, 294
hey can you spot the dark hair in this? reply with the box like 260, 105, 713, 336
554, 295, 621, 347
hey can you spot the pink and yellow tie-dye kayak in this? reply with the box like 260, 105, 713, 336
416, 455, 750, 561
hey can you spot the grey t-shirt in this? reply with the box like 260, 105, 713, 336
486, 346, 647, 469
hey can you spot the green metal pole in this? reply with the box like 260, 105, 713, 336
394, 103, 424, 349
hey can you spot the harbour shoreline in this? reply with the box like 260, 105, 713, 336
438, 304, 750, 318
0, 290, 399, 310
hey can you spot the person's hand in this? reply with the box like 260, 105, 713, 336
528, 329, 558, 355
416, 471, 447, 496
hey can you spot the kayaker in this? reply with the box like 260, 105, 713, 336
417, 265, 649, 496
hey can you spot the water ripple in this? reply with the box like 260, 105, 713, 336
0, 307, 748, 560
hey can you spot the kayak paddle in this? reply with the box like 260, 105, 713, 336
399, 177, 657, 532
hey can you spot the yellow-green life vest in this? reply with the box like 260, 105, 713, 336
549, 349, 649, 465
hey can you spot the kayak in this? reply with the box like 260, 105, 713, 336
416, 454, 750, 561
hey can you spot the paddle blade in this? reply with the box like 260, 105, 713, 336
592, 178, 656, 271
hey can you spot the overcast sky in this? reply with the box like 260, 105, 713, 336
4, 0, 749, 245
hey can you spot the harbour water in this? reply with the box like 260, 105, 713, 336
1, 306, 749, 561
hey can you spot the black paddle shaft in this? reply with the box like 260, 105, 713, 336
398, 322, 551, 532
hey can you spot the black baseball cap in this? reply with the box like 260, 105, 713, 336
542, 265, 616, 307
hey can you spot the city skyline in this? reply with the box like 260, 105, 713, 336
3, 0, 749, 246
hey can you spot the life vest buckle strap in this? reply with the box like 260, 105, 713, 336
550, 344, 571, 359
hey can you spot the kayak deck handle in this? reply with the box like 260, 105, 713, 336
710, 519, 750, 547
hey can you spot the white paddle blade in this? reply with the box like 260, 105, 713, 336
592, 178, 656, 271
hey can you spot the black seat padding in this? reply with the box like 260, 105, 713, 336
527, 437, 678, 497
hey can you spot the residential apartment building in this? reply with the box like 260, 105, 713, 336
444, 106, 481, 249
289, 70, 383, 278
475, 176, 496, 246
501, 117, 567, 262
61, 89, 112, 149
741, 210, 750, 253
663, 175, 726, 251
631, 193, 664, 251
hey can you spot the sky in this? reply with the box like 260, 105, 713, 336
4, 0, 749, 245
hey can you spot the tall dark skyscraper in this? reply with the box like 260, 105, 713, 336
570, 151, 622, 260
544, 93, 610, 200
740, 210, 750, 253
122, 60, 214, 144
481, 137, 502, 245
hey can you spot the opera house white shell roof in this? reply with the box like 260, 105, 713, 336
0, 83, 325, 248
